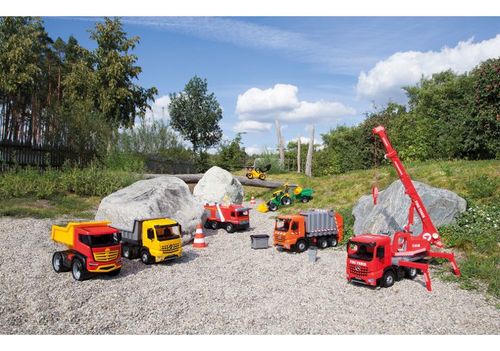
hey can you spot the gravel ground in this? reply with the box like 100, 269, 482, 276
0, 200, 499, 335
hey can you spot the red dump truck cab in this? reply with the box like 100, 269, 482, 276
204, 203, 251, 233
346, 235, 392, 287
51, 222, 122, 281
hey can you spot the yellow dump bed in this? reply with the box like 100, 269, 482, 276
51, 221, 112, 250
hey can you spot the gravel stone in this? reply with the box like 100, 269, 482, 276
0, 201, 499, 334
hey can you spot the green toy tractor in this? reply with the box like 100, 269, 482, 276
257, 183, 313, 212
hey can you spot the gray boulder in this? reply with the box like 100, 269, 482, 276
193, 166, 244, 205
352, 180, 467, 236
95, 176, 205, 244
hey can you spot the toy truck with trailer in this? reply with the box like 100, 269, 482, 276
258, 183, 314, 212
346, 125, 461, 291
204, 203, 251, 233
51, 221, 122, 281
273, 209, 343, 252
118, 218, 183, 264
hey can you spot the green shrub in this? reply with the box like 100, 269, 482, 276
466, 175, 499, 199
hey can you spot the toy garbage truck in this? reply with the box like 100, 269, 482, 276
273, 209, 343, 253
51, 221, 122, 281
117, 218, 183, 265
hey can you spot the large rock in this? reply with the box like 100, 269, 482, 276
95, 176, 204, 244
193, 166, 244, 204
352, 180, 467, 236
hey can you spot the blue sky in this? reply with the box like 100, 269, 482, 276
12, 3, 500, 155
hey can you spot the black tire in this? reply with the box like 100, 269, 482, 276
268, 202, 278, 211
122, 245, 133, 259
317, 237, 328, 249
107, 268, 121, 277
301, 196, 310, 203
246, 173, 253, 179
141, 250, 153, 265
405, 267, 418, 280
328, 236, 338, 247
52, 252, 67, 273
281, 196, 292, 206
295, 239, 309, 253
225, 223, 235, 233
210, 220, 218, 230
204, 220, 211, 229
71, 258, 89, 281
382, 270, 395, 288
259, 173, 266, 180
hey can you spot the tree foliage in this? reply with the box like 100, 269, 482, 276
168, 75, 223, 158
212, 133, 248, 171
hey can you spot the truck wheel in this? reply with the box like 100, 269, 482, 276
317, 237, 328, 249
281, 196, 292, 206
328, 236, 338, 247
405, 267, 418, 280
247, 173, 253, 179
71, 258, 89, 281
122, 245, 133, 259
259, 173, 266, 180
295, 240, 309, 253
225, 223, 235, 233
141, 250, 153, 265
210, 220, 218, 230
52, 252, 68, 273
382, 270, 395, 288
204, 220, 211, 229
268, 203, 278, 211
301, 196, 310, 203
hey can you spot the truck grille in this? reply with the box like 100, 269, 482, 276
274, 234, 285, 243
161, 243, 180, 254
348, 264, 368, 277
93, 250, 119, 262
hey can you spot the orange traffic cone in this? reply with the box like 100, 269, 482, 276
250, 195, 256, 205
193, 223, 208, 248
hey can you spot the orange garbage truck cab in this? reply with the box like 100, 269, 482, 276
273, 209, 343, 253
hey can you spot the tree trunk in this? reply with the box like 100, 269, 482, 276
297, 133, 301, 173
275, 119, 284, 167
305, 125, 314, 177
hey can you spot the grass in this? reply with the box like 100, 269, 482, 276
0, 196, 100, 219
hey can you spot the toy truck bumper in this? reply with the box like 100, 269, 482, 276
87, 260, 122, 273
151, 245, 182, 263
346, 264, 381, 287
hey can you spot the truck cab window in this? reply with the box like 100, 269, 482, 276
291, 222, 298, 231
348, 242, 374, 262
275, 218, 290, 232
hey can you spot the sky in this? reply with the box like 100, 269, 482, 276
7, 2, 500, 155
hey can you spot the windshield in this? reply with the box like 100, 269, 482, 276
236, 210, 249, 217
79, 233, 121, 247
155, 225, 181, 241
275, 218, 290, 232
347, 241, 375, 262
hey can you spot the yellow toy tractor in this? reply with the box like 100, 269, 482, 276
246, 164, 271, 180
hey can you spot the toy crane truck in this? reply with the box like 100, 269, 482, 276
346, 125, 461, 291
204, 203, 251, 233
118, 218, 183, 265
51, 221, 122, 281
273, 209, 343, 252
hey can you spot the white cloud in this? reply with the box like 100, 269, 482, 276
356, 34, 500, 103
245, 146, 262, 155
232, 120, 273, 134
145, 95, 171, 122
235, 84, 356, 124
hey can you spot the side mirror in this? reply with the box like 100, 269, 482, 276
147, 228, 154, 240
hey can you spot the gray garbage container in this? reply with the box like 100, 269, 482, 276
250, 234, 269, 249
308, 246, 318, 263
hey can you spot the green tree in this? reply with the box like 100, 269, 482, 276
464, 57, 500, 159
89, 17, 157, 129
168, 75, 223, 168
213, 133, 248, 171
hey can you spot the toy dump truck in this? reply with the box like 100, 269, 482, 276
118, 218, 183, 264
258, 183, 314, 212
273, 209, 343, 252
204, 202, 251, 233
51, 221, 122, 281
